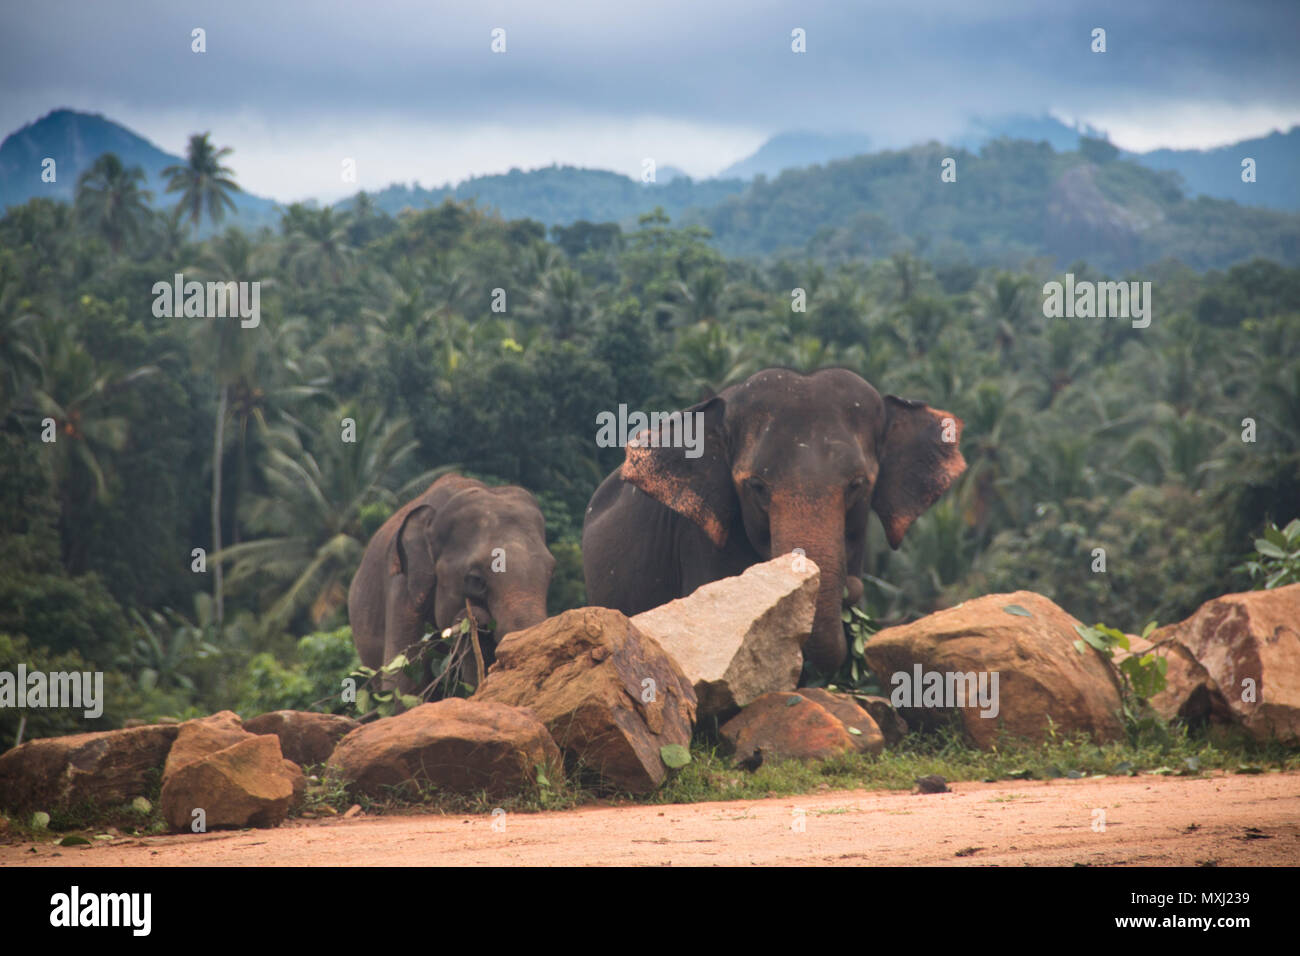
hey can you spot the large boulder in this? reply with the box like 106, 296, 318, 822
0, 724, 178, 816
162, 710, 256, 783
1150, 584, 1300, 741
326, 698, 561, 799
244, 711, 359, 767
160, 735, 298, 832
720, 691, 867, 762
1113, 633, 1233, 727
631, 555, 820, 719
861, 591, 1126, 749
474, 607, 697, 792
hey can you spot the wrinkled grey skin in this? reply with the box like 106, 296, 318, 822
582, 368, 965, 675
348, 474, 555, 700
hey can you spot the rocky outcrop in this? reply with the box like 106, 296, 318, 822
1149, 584, 1300, 741
0, 723, 178, 816
474, 607, 696, 792
244, 710, 359, 767
632, 555, 820, 719
861, 591, 1126, 749
326, 698, 561, 799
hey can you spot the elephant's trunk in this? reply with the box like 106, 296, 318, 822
490, 591, 549, 641
771, 494, 848, 675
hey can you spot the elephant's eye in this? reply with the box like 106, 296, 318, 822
744, 476, 771, 505
465, 572, 487, 596
848, 476, 866, 491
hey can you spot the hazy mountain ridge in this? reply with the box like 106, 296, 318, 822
0, 109, 279, 224
3, 110, 1298, 271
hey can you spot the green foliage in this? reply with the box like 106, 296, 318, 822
1238, 519, 1300, 589
1073, 620, 1170, 734
235, 625, 359, 716
802, 599, 880, 694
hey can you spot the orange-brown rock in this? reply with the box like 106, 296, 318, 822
1150, 583, 1300, 742
162, 710, 254, 783
793, 688, 885, 754
244, 710, 359, 767
474, 607, 696, 792
0, 724, 178, 816
160, 734, 298, 832
861, 591, 1125, 749
326, 698, 561, 799
720, 692, 859, 762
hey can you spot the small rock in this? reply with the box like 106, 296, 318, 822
720, 691, 858, 763
794, 688, 884, 754
915, 774, 949, 794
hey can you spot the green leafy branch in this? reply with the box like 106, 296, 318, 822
1237, 519, 1300, 590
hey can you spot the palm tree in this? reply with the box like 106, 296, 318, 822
0, 274, 43, 417
163, 133, 241, 232
74, 153, 154, 253
30, 322, 157, 569
218, 408, 442, 632
524, 266, 591, 339
281, 206, 356, 285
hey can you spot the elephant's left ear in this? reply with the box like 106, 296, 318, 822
872, 395, 966, 549
621, 396, 735, 549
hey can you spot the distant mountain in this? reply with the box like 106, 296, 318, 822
1126, 127, 1300, 211
716, 131, 874, 180
952, 114, 1103, 153
0, 109, 279, 226
4, 110, 1298, 272
686, 139, 1300, 272
359, 164, 746, 229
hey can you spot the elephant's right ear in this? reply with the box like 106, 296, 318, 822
388, 504, 434, 577
621, 396, 735, 549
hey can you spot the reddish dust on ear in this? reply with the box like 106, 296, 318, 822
622, 441, 729, 549
879, 406, 967, 550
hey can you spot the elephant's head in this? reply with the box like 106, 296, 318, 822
390, 483, 555, 648
621, 367, 965, 673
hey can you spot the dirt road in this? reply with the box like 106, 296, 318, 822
4, 772, 1298, 866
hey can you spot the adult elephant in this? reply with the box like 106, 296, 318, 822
348, 474, 556, 696
582, 368, 965, 674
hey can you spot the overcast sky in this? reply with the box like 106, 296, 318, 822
2, 0, 1298, 202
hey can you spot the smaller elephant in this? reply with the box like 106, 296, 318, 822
347, 474, 556, 702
